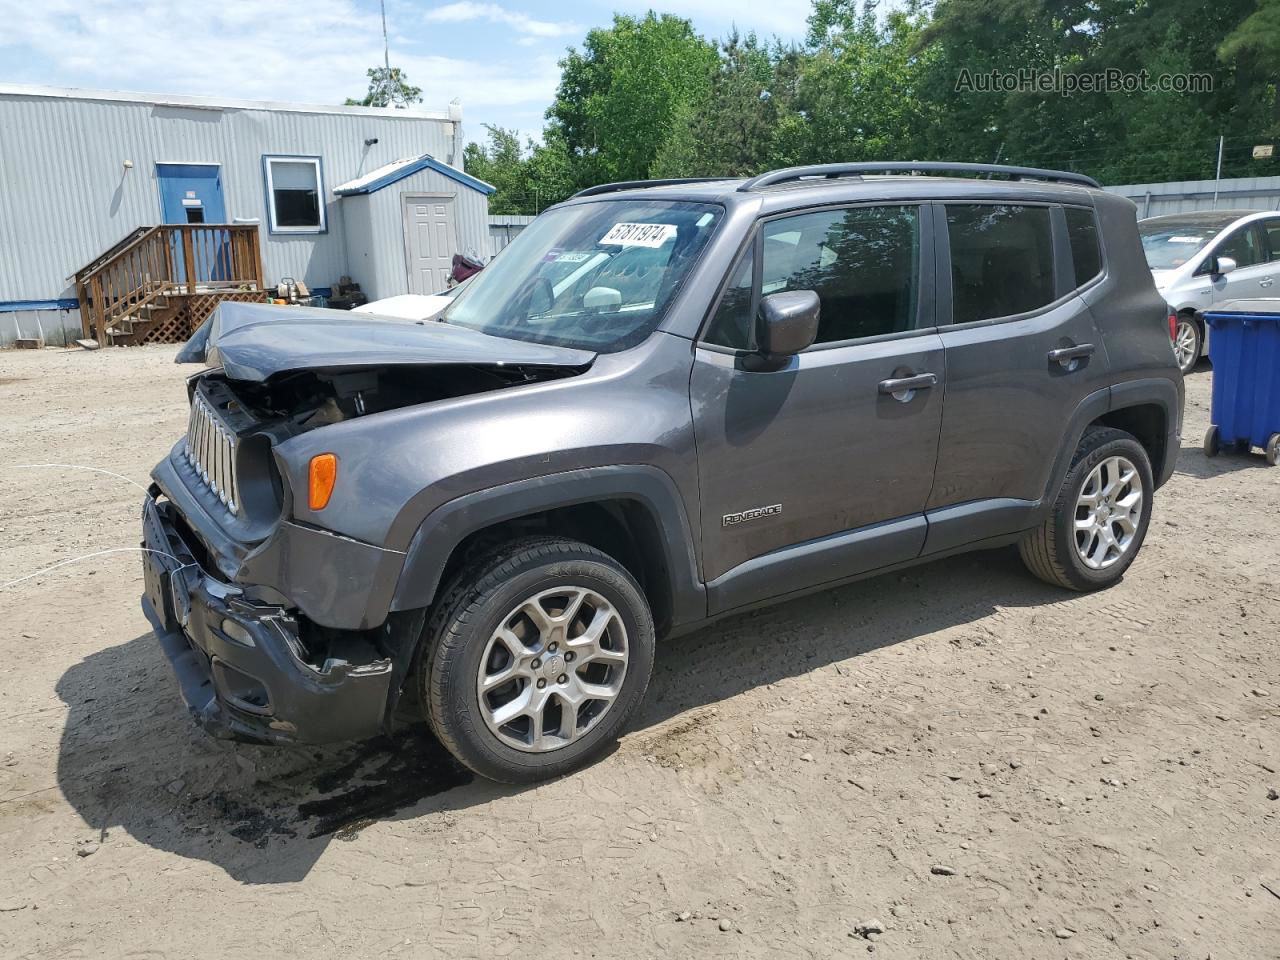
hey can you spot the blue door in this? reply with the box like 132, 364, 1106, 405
156, 163, 226, 224
156, 164, 229, 284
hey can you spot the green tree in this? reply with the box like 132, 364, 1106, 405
546, 13, 720, 186
346, 66, 422, 108
791, 1, 940, 165
463, 126, 579, 215
653, 32, 804, 178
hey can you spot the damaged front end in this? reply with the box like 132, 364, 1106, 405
142, 491, 424, 745
145, 301, 596, 745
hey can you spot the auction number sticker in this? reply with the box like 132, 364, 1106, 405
599, 222, 676, 248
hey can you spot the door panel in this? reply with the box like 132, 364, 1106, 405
156, 163, 228, 285
404, 196, 457, 293
927, 201, 1109, 539
692, 331, 945, 590
156, 163, 226, 224
928, 296, 1106, 510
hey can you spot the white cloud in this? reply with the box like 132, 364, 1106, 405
0, 0, 561, 112
423, 2, 580, 39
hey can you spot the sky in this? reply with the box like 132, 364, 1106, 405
0, 0, 816, 145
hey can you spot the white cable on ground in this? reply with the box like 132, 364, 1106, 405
12, 462, 150, 494
1, 547, 184, 590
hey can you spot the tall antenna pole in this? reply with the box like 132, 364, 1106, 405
381, 0, 392, 104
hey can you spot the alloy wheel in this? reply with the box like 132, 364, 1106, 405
1074, 455, 1144, 570
1174, 319, 1199, 372
476, 586, 629, 752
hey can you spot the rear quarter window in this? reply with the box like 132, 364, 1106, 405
1065, 207, 1103, 286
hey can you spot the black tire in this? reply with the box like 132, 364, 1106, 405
1204, 425, 1221, 458
1174, 312, 1202, 375
1267, 434, 1280, 467
1019, 426, 1154, 591
419, 536, 655, 783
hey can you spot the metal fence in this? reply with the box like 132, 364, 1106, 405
1104, 175, 1280, 218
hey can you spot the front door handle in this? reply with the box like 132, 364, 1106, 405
878, 372, 937, 400
1048, 343, 1095, 369
1260, 277, 1274, 288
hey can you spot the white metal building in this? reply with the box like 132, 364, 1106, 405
0, 84, 494, 346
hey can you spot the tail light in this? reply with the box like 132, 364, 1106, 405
1168, 310, 1178, 341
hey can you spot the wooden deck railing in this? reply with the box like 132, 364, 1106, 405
76, 224, 263, 343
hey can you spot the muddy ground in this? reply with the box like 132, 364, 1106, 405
0, 345, 1277, 959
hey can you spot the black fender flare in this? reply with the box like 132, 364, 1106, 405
1108, 376, 1183, 487
389, 464, 707, 631
1040, 377, 1182, 512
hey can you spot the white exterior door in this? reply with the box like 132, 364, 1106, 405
403, 195, 457, 294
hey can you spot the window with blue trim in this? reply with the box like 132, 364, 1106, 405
264, 156, 325, 233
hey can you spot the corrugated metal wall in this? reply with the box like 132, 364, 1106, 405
1105, 175, 1280, 218
343, 166, 492, 301
488, 214, 536, 256
0, 90, 460, 304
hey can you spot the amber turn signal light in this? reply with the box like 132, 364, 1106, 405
308, 453, 337, 510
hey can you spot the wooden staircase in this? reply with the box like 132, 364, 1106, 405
73, 224, 264, 346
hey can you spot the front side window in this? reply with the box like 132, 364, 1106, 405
264, 156, 324, 233
1210, 223, 1265, 270
440, 199, 722, 352
705, 205, 920, 348
946, 204, 1055, 324
1065, 207, 1103, 286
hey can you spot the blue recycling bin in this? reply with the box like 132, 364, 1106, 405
1203, 299, 1280, 465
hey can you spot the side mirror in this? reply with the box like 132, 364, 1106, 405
1212, 256, 1238, 277
757, 290, 820, 361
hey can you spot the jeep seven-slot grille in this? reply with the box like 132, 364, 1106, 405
184, 391, 239, 514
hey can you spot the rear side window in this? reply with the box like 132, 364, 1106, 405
1065, 207, 1103, 286
946, 205, 1055, 324
761, 205, 920, 344
1264, 218, 1280, 263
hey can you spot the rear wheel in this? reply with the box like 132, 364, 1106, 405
1267, 434, 1280, 467
1019, 427, 1154, 591
419, 537, 655, 783
1173, 313, 1202, 374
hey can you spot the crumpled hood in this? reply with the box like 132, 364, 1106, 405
178, 301, 595, 381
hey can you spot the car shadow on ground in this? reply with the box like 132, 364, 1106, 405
54, 547, 1074, 884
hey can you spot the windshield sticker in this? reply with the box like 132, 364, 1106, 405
1167, 236, 1205, 243
599, 222, 677, 248
554, 251, 594, 263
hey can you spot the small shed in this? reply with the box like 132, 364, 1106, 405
334, 154, 495, 301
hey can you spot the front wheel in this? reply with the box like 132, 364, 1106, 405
1173, 313, 1202, 374
1019, 426, 1154, 591
419, 537, 655, 783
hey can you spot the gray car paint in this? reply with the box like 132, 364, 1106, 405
198, 300, 595, 381
157, 174, 1181, 645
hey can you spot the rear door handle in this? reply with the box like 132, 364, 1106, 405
1261, 277, 1274, 288
878, 372, 937, 399
1048, 343, 1095, 368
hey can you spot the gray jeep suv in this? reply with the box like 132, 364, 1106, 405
141, 162, 1183, 783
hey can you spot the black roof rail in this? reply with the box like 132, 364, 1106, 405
571, 177, 731, 199
738, 162, 1101, 192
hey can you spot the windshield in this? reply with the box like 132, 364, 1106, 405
1138, 220, 1226, 270
439, 199, 723, 352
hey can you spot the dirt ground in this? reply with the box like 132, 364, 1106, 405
0, 344, 1277, 960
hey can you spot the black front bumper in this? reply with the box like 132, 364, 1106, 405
141, 492, 393, 745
